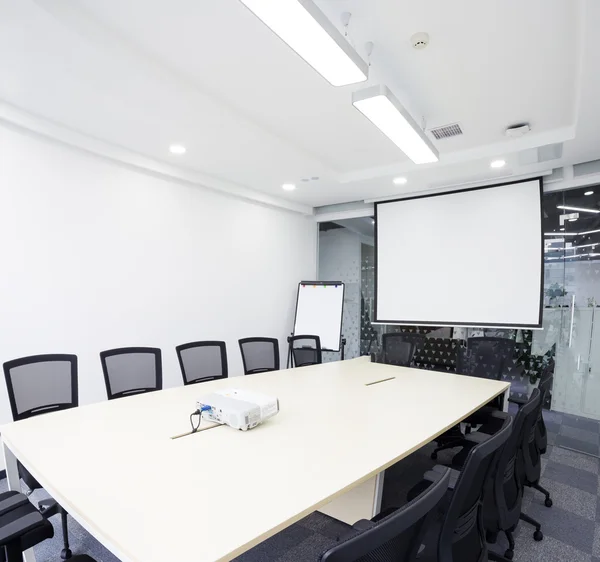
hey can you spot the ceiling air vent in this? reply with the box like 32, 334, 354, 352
429, 123, 463, 140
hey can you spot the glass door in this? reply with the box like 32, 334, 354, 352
548, 185, 600, 420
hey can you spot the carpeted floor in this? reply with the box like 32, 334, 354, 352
2, 405, 600, 562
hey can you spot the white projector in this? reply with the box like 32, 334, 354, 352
196, 388, 279, 431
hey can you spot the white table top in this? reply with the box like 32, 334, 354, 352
1, 358, 509, 562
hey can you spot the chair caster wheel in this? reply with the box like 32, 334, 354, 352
545, 498, 553, 507
504, 549, 514, 560
431, 452, 438, 460
61, 548, 72, 560
533, 530, 543, 541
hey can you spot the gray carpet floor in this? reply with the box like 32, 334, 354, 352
2, 405, 600, 562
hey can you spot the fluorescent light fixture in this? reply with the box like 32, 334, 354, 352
569, 218, 578, 222
564, 253, 589, 259
560, 228, 565, 231
393, 176, 408, 185
578, 229, 600, 235
169, 144, 186, 154
352, 85, 439, 164
282, 183, 296, 191
585, 191, 594, 196
490, 159, 506, 169
544, 232, 578, 236
239, 0, 368, 86
557, 205, 600, 214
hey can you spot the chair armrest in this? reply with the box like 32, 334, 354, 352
425, 466, 460, 490
0, 511, 45, 546
352, 519, 376, 532
0, 493, 29, 517
508, 396, 527, 406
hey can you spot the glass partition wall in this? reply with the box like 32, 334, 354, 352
319, 184, 600, 456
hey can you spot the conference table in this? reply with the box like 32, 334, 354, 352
1, 356, 510, 562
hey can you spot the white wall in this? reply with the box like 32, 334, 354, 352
318, 228, 360, 360
0, 125, 316, 468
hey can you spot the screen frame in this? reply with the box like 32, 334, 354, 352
373, 177, 544, 329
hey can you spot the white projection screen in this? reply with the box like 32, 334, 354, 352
375, 178, 543, 328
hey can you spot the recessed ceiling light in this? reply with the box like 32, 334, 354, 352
169, 144, 186, 155
585, 191, 594, 196
282, 183, 296, 191
569, 218, 578, 222
560, 228, 565, 231
393, 177, 408, 185
490, 159, 506, 169
371, 219, 375, 224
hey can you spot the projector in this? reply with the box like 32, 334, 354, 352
196, 388, 279, 431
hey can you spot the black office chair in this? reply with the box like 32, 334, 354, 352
0, 492, 95, 562
411, 413, 513, 562
238, 337, 280, 375
99, 347, 162, 400
510, 359, 554, 455
176, 341, 228, 385
451, 390, 544, 560
288, 335, 322, 368
431, 341, 510, 461
319, 467, 451, 562
3, 354, 78, 560
381, 334, 419, 367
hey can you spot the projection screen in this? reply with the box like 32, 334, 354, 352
375, 178, 543, 328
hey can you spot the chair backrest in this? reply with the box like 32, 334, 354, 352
99, 347, 162, 400
457, 338, 513, 381
465, 337, 515, 379
381, 334, 417, 367
535, 361, 554, 452
320, 468, 451, 562
484, 389, 540, 535
521, 386, 544, 485
438, 414, 513, 562
176, 341, 228, 385
289, 335, 322, 368
3, 354, 78, 421
238, 338, 280, 375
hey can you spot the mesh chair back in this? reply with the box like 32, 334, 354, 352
239, 338, 280, 375
457, 342, 507, 381
3, 355, 78, 421
289, 335, 322, 368
176, 341, 228, 385
536, 361, 554, 453
100, 347, 162, 400
439, 414, 512, 562
381, 334, 417, 367
521, 386, 544, 485
466, 337, 515, 379
320, 468, 451, 562
484, 390, 540, 536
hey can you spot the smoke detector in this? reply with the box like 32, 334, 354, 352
411, 32, 430, 49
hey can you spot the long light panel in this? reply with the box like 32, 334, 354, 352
352, 85, 439, 164
239, 0, 368, 86
556, 205, 600, 214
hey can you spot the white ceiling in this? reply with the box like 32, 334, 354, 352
1, 0, 598, 212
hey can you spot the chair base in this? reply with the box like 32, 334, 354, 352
519, 511, 543, 540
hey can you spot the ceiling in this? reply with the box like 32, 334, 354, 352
1, 0, 598, 212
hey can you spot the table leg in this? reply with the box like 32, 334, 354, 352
502, 387, 510, 413
2, 440, 37, 562
372, 470, 385, 518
